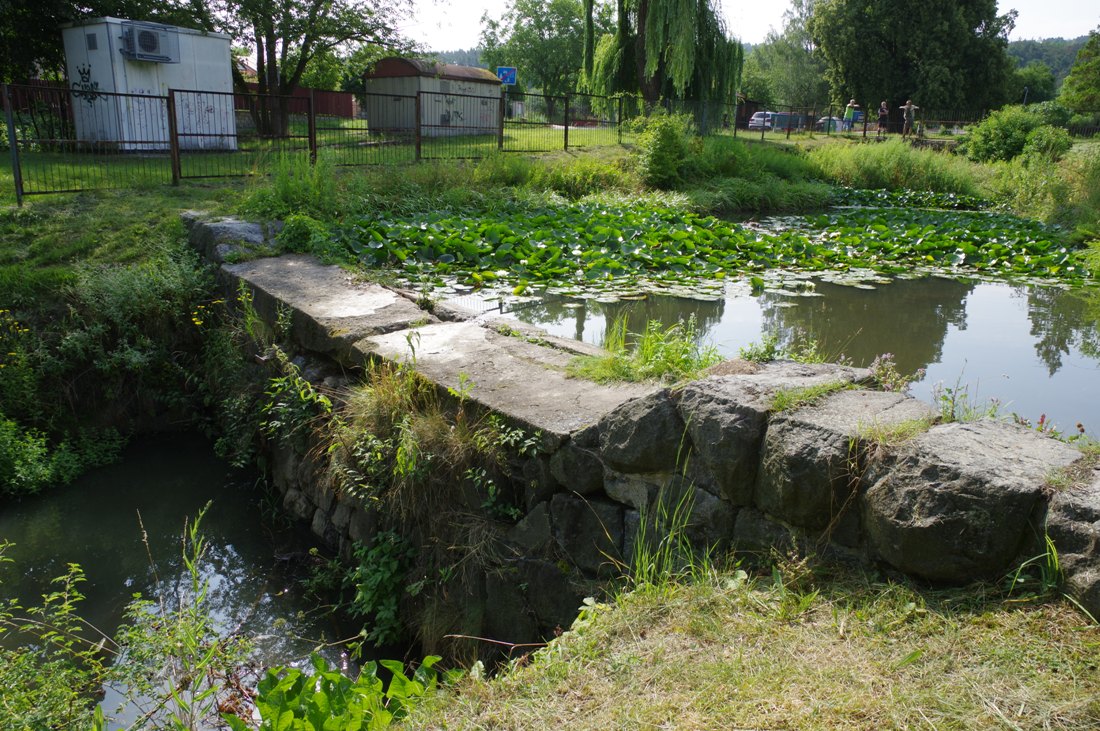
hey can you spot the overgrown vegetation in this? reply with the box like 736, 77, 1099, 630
568, 314, 722, 383
322, 360, 540, 657
0, 187, 245, 496
808, 137, 980, 195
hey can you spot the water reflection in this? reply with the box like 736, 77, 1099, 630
757, 277, 974, 376
0, 432, 349, 724
508, 276, 1100, 435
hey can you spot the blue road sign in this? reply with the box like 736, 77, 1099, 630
496, 66, 517, 85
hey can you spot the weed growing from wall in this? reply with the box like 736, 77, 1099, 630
570, 314, 721, 383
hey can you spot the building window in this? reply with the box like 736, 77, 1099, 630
86, 33, 98, 51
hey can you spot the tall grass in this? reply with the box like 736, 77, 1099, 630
568, 315, 722, 383
807, 138, 980, 195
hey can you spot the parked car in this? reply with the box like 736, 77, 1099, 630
816, 115, 843, 132
747, 111, 774, 130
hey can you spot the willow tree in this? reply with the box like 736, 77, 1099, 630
591, 0, 742, 104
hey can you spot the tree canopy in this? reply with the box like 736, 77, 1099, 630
747, 0, 829, 107
590, 0, 743, 104
809, 0, 1016, 112
1059, 29, 1100, 112
1008, 35, 1089, 86
180, 0, 413, 98
480, 0, 610, 100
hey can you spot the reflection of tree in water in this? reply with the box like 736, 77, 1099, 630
1026, 285, 1100, 374
513, 294, 725, 345
758, 277, 973, 374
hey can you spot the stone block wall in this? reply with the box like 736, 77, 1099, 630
188, 217, 1100, 649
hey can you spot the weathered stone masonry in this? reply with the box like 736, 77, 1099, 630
187, 214, 1100, 643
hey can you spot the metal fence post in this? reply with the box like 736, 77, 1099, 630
3, 84, 25, 206
564, 95, 570, 151
166, 90, 181, 185
415, 92, 422, 162
617, 96, 623, 145
498, 88, 505, 151
307, 91, 317, 163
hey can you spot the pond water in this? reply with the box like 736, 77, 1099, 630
488, 275, 1100, 437
0, 432, 350, 726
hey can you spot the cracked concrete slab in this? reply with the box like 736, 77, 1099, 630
355, 321, 656, 448
222, 255, 434, 363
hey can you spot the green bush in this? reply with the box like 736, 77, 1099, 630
277, 213, 336, 256
242, 151, 338, 219
636, 114, 694, 188
961, 105, 1044, 163
1026, 101, 1072, 127
1021, 125, 1073, 163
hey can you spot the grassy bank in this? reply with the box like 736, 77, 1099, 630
0, 184, 245, 495
405, 561, 1100, 729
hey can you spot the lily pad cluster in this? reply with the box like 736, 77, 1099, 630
320, 201, 1089, 294
831, 188, 989, 211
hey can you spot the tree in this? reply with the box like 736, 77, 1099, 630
1059, 29, 1100, 112
1008, 60, 1056, 104
1008, 36, 1090, 87
749, 0, 829, 108
607, 0, 741, 104
810, 0, 1016, 114
480, 0, 612, 117
178, 0, 414, 133
0, 0, 185, 81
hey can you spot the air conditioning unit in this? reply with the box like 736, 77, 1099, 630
119, 21, 180, 63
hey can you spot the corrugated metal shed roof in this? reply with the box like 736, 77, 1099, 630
365, 57, 501, 84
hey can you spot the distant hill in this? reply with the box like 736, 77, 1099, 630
1008, 36, 1089, 85
431, 49, 485, 69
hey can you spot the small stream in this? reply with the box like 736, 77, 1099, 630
0, 432, 351, 726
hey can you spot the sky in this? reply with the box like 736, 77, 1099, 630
401, 0, 1099, 53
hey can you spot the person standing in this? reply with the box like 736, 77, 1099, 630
843, 99, 859, 132
877, 101, 889, 139
900, 100, 920, 138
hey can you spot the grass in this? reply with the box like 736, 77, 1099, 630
402, 561, 1100, 730
770, 381, 850, 412
807, 137, 980, 196
0, 184, 244, 308
855, 417, 936, 447
567, 314, 722, 384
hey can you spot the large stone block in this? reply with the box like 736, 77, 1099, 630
599, 390, 686, 474
549, 443, 604, 496
1045, 464, 1100, 619
484, 569, 539, 644
864, 420, 1083, 583
677, 361, 870, 505
520, 559, 588, 634
755, 389, 935, 545
550, 494, 624, 575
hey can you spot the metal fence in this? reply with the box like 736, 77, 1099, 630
3, 82, 639, 203
7, 81, 1100, 204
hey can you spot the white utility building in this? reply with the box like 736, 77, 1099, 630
61, 17, 237, 150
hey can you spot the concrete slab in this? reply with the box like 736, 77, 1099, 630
354, 321, 656, 448
222, 255, 435, 363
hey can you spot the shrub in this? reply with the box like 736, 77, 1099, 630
1026, 101, 1072, 127
1021, 125, 1073, 163
636, 114, 694, 188
961, 105, 1044, 163
242, 151, 338, 219
277, 213, 335, 257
